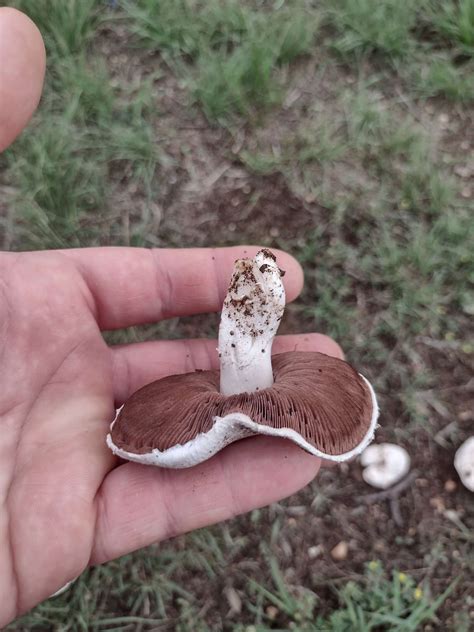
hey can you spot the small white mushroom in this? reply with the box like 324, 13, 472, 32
360, 443, 410, 489
454, 436, 474, 492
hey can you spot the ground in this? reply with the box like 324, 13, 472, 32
2, 1, 473, 630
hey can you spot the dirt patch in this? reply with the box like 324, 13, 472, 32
162, 170, 320, 248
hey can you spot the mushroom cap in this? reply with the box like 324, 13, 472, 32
454, 436, 474, 492
360, 443, 410, 490
107, 351, 379, 468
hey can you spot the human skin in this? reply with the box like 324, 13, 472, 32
0, 8, 343, 626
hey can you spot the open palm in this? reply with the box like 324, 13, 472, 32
0, 8, 342, 627
0, 247, 343, 624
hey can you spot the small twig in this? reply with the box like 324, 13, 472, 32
389, 497, 404, 527
358, 470, 419, 528
358, 469, 419, 503
434, 421, 459, 448
416, 336, 462, 352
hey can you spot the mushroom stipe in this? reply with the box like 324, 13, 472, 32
107, 249, 379, 468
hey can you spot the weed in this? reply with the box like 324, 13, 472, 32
5, 115, 108, 248
50, 56, 116, 124
11, 0, 99, 58
124, 0, 248, 60
125, 0, 320, 121
413, 56, 474, 101
422, 0, 474, 56
193, 41, 281, 121
2, 19, 160, 250
247, 556, 457, 631
327, 0, 417, 60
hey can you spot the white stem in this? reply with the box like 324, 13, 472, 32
218, 249, 285, 395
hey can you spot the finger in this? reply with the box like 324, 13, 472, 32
111, 332, 344, 404
91, 435, 321, 565
0, 8, 46, 152
63, 246, 304, 331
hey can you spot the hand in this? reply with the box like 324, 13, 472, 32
0, 9, 343, 626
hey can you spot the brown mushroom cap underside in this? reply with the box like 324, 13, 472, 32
111, 351, 374, 456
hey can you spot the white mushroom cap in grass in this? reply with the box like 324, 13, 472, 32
107, 249, 379, 468
454, 436, 474, 492
360, 443, 411, 490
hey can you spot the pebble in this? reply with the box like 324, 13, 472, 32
454, 165, 472, 179
331, 541, 349, 561
444, 479, 457, 492
438, 113, 450, 128
266, 606, 279, 620
430, 496, 446, 513
308, 545, 323, 559
224, 586, 242, 615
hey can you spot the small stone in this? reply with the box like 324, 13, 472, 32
280, 539, 293, 558
459, 410, 474, 422
444, 479, 457, 492
266, 606, 279, 621
461, 186, 472, 198
287, 505, 307, 517
331, 541, 349, 561
308, 545, 323, 559
438, 113, 449, 127
454, 165, 471, 179
224, 586, 242, 615
416, 478, 429, 488
430, 496, 445, 512
444, 509, 460, 522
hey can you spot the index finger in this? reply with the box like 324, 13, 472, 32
63, 246, 304, 330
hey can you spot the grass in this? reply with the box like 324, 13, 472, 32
327, 0, 418, 59
10, 550, 455, 631
11, 0, 100, 57
124, 0, 320, 121
248, 556, 457, 631
414, 55, 474, 100
422, 0, 474, 56
3, 3, 161, 249
2, 0, 473, 629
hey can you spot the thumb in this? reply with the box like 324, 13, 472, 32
0, 8, 46, 152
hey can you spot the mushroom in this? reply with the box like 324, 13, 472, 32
454, 436, 474, 492
107, 249, 379, 468
360, 443, 410, 490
